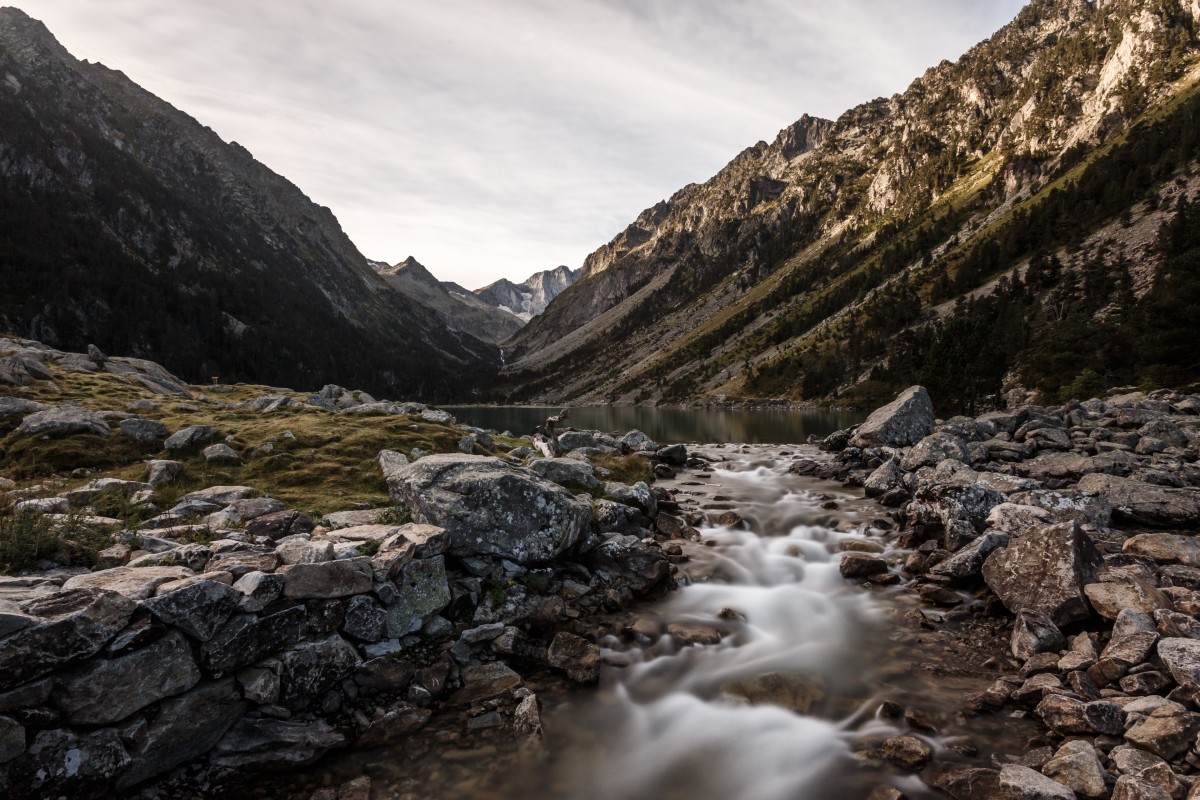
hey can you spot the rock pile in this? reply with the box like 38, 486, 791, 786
824, 386, 1200, 799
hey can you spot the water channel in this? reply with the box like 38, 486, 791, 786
264, 418, 1029, 800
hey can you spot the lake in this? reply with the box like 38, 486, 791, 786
440, 405, 865, 444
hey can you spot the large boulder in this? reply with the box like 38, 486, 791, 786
900, 432, 970, 471
529, 457, 600, 491
981, 521, 1103, 625
387, 454, 590, 563
1076, 474, 1200, 527
849, 386, 934, 448
15, 406, 110, 438
164, 425, 220, 452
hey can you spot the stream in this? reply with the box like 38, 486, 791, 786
267, 443, 1033, 800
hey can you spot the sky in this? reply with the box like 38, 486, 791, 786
16, 0, 1026, 288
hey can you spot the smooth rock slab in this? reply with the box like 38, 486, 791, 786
0, 589, 136, 690
16, 406, 110, 438
53, 631, 200, 725
116, 678, 246, 791
163, 424, 220, 452
199, 607, 307, 675
282, 557, 374, 599
62, 565, 193, 601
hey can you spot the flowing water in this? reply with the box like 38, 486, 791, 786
272, 442, 1030, 800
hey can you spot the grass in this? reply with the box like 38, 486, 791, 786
0, 365, 532, 529
592, 454, 653, 485
0, 511, 114, 574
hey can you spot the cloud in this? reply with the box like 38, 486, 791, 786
16, 0, 1025, 287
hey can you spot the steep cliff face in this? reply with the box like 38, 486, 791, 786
0, 8, 496, 400
373, 257, 524, 344
474, 265, 580, 322
503, 0, 1200, 409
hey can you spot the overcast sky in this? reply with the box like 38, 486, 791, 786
17, 0, 1025, 288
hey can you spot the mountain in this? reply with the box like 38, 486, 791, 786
501, 0, 1200, 412
0, 8, 496, 401
475, 265, 580, 322
372, 257, 523, 344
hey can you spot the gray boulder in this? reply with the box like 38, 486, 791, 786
900, 432, 970, 471
981, 522, 1102, 625
164, 425, 220, 452
1157, 638, 1200, 690
996, 764, 1074, 800
387, 454, 590, 563
1076, 473, 1200, 527
13, 728, 130, 795
277, 635, 361, 710
530, 457, 600, 490
146, 459, 183, 487
1040, 740, 1106, 799
377, 449, 409, 482
281, 558, 374, 599
849, 386, 934, 448
119, 417, 169, 444
384, 556, 451, 636
16, 406, 110, 438
142, 579, 243, 641
203, 443, 240, 465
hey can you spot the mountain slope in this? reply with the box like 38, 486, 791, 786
502, 0, 1200, 411
475, 265, 580, 322
373, 257, 523, 344
0, 8, 496, 401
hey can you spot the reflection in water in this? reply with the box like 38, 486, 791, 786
440, 406, 865, 445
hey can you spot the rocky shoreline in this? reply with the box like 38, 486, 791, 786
819, 385, 1200, 800
0, 338, 709, 799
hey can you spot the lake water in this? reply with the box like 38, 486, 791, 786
441, 406, 865, 444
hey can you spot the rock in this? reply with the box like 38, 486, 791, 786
199, 607, 307, 675
997, 764, 1075, 800
1084, 574, 1169, 621
203, 443, 241, 464
558, 431, 598, 451
930, 531, 1009, 580
455, 662, 521, 705
119, 417, 169, 444
15, 406, 111, 438
1109, 746, 1180, 798
356, 707, 431, 748
420, 408, 455, 425
179, 485, 254, 505
1016, 452, 1097, 482
1076, 473, 1200, 527
1008, 489, 1113, 529
901, 432, 970, 471
839, 553, 889, 579
619, 430, 658, 452
588, 537, 671, 593
850, 386, 935, 448
1124, 704, 1200, 760
1123, 533, 1200, 567
1154, 608, 1200, 639
929, 766, 1001, 800
377, 449, 409, 481
276, 635, 361, 710
282, 558, 374, 599
0, 396, 50, 426
247, 509, 314, 541
1110, 775, 1173, 800
13, 728, 130, 795
0, 589, 137, 690
981, 521, 1102, 625
985, 504, 1058, 540
232, 571, 286, 612
211, 717, 345, 769
879, 735, 933, 771
383, 556, 451, 636
53, 631, 200, 725
718, 673, 826, 713
237, 664, 280, 705
607, 480, 658, 518
63, 565, 193, 601
655, 444, 687, 465
142, 579, 242, 640
1040, 740, 1106, 798
907, 482, 1007, 550
387, 454, 590, 563
145, 459, 183, 487
117, 679, 247, 788
1156, 638, 1200, 690
864, 460, 904, 498
0, 714, 23, 762
529, 457, 600, 490
277, 538, 335, 565
342, 595, 386, 642
1010, 610, 1065, 661
547, 632, 600, 683
164, 424, 220, 452
513, 693, 542, 736
1036, 694, 1124, 736
592, 498, 646, 536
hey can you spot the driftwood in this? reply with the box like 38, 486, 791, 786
532, 409, 570, 458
